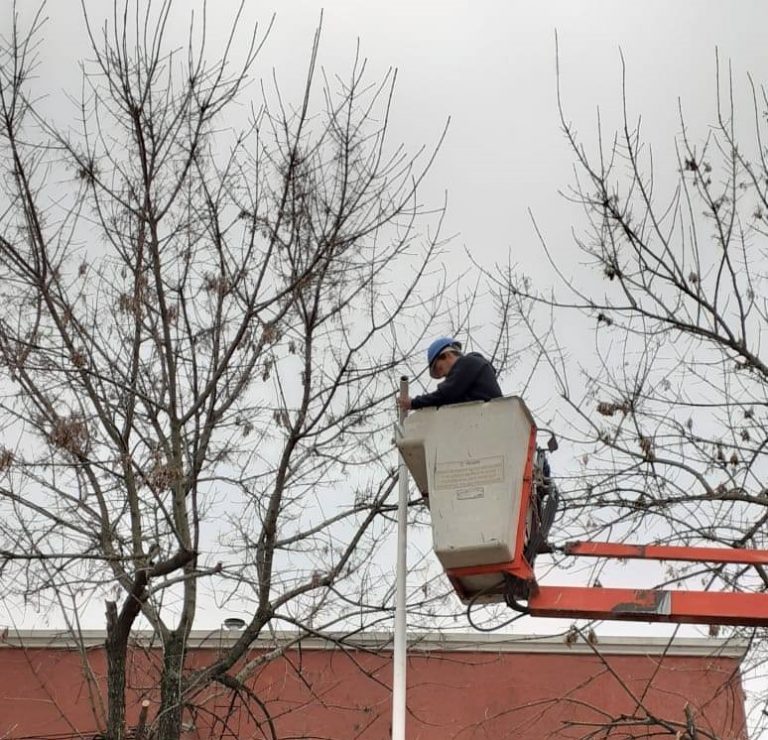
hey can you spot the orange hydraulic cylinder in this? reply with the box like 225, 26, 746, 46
528, 585, 768, 627
565, 540, 768, 565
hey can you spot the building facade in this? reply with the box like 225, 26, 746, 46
0, 631, 748, 739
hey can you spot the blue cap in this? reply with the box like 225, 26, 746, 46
427, 336, 461, 378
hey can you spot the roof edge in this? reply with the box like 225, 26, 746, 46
0, 629, 748, 658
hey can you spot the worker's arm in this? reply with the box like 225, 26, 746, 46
410, 354, 486, 409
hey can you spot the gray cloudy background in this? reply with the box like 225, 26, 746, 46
12, 0, 767, 288
4, 0, 767, 605
4, 0, 767, 647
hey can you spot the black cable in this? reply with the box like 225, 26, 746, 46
523, 449, 561, 565
466, 582, 528, 631
502, 572, 532, 614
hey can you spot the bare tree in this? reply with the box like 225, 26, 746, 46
489, 48, 768, 737
0, 1, 451, 737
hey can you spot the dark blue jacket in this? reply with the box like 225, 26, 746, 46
411, 352, 502, 409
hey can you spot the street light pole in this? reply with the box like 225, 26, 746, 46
392, 376, 409, 740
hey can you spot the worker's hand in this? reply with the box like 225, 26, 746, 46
396, 394, 412, 411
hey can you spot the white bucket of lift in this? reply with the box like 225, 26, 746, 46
396, 396, 535, 573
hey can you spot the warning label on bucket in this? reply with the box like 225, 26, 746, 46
434, 456, 505, 494
455, 487, 485, 500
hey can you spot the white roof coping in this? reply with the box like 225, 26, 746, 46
0, 629, 748, 659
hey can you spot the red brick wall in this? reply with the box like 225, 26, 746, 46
0, 642, 746, 739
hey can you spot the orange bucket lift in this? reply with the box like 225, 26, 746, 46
395, 397, 768, 627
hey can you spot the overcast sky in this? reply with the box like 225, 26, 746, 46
8, 0, 761, 401
5, 0, 767, 644
242, 0, 768, 278
11, 0, 767, 278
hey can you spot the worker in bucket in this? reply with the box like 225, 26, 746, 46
397, 337, 502, 411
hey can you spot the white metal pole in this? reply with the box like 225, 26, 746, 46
392, 376, 409, 740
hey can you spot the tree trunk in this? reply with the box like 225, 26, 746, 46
105, 573, 148, 739
155, 632, 186, 739
105, 601, 127, 740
